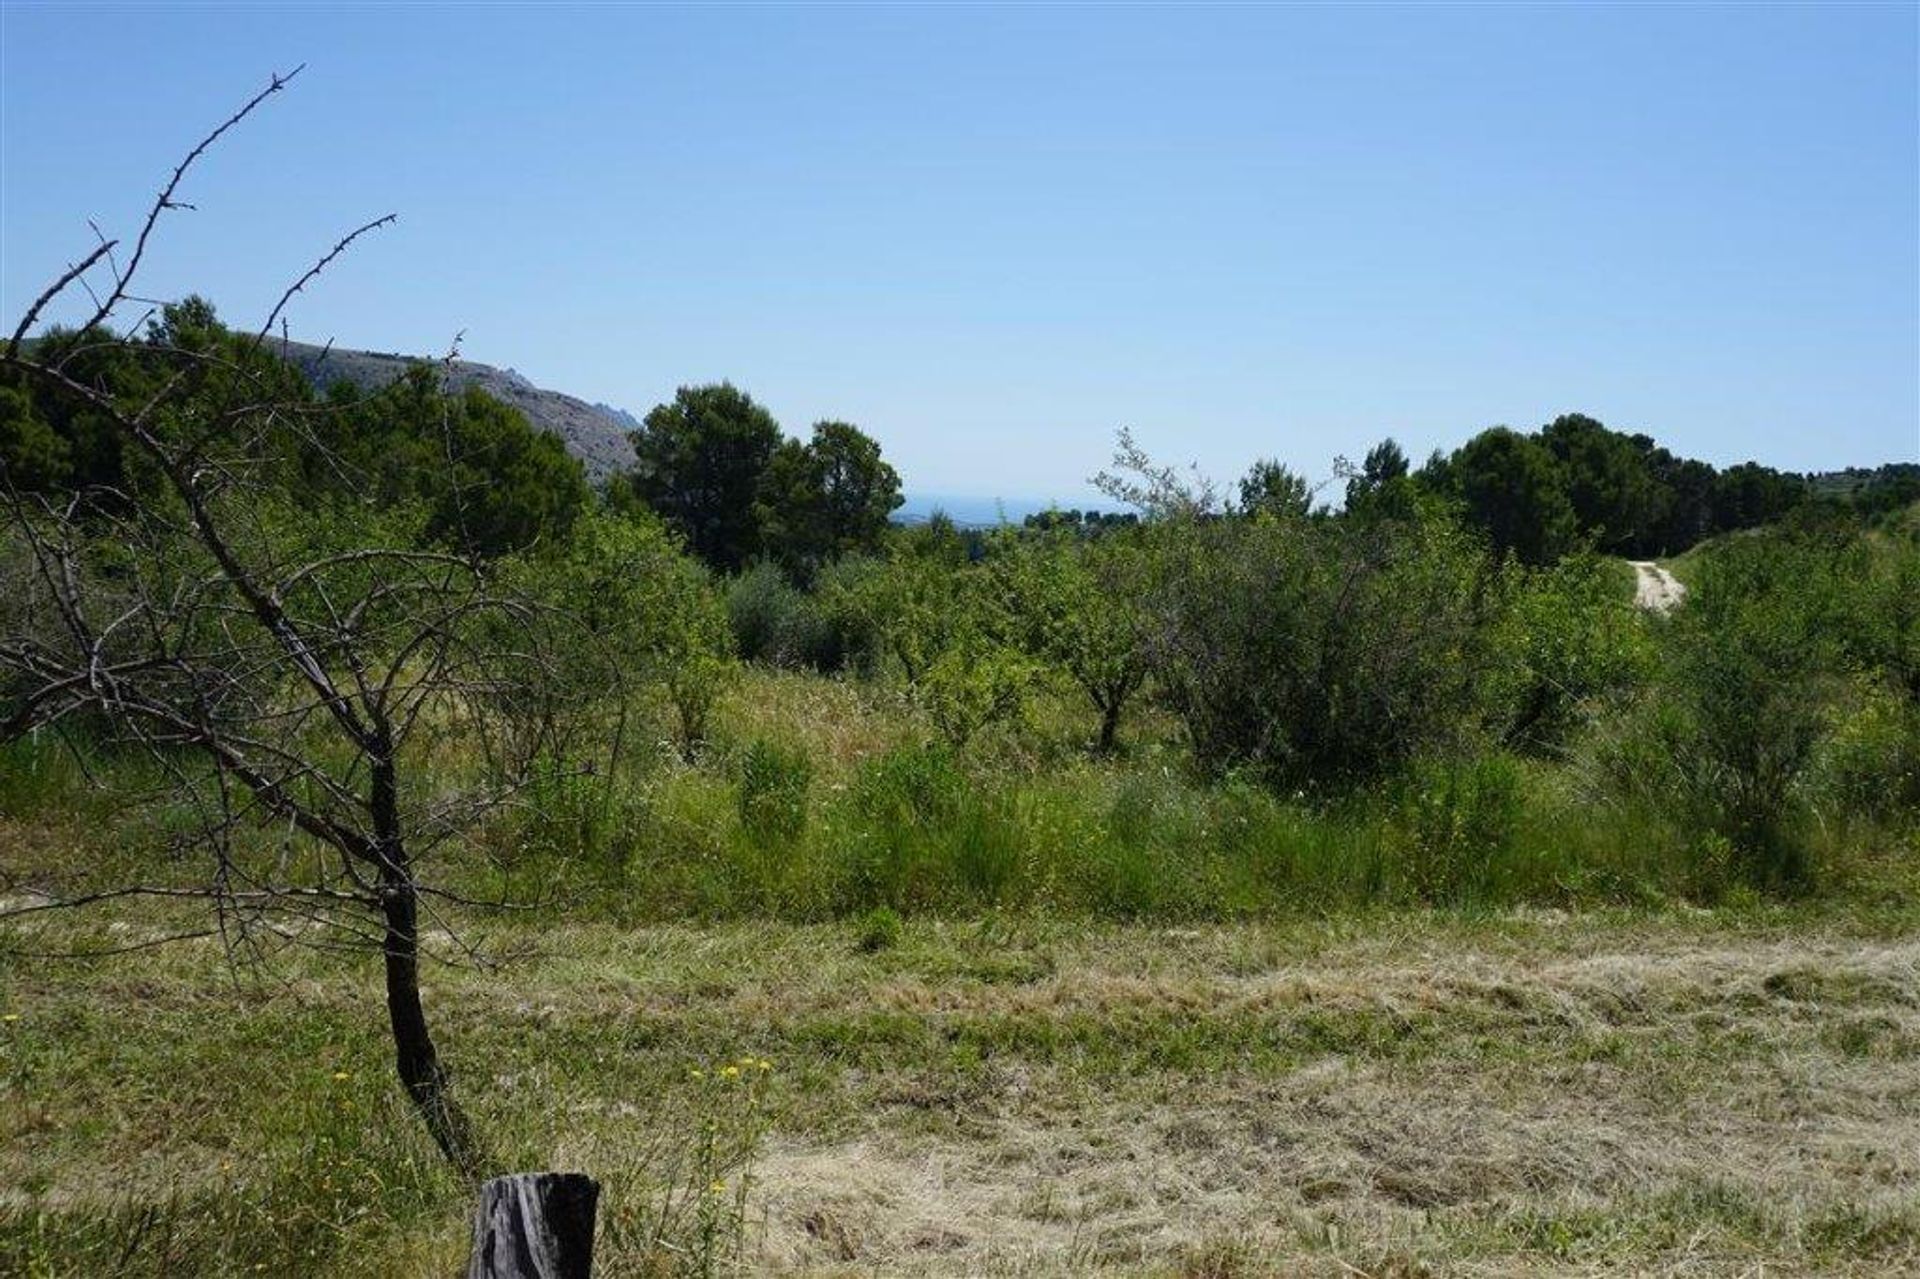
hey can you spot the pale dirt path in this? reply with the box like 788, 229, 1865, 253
1629, 559, 1686, 612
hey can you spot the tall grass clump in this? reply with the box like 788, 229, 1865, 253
0, 731, 97, 819
0, 1083, 457, 1278
1396, 753, 1526, 904
599, 1057, 774, 1278
737, 737, 813, 840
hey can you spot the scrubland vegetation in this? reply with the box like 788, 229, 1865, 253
5, 391, 1917, 1271
3, 86, 1919, 1277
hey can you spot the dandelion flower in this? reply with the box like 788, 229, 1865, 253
721, 1064, 741, 1079
708, 1180, 727, 1195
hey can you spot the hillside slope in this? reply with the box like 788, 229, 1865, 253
279, 341, 635, 480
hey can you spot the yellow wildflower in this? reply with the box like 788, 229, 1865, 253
721, 1064, 741, 1079
757, 1059, 772, 1071
708, 1179, 726, 1195
331, 1071, 350, 1081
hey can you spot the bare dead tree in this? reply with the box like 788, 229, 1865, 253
0, 71, 619, 1177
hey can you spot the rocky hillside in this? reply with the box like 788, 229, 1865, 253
279, 341, 635, 480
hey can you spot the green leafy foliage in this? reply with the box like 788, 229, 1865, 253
754, 420, 903, 581
918, 629, 1038, 748
1140, 498, 1506, 789
822, 520, 972, 687
982, 528, 1150, 752
1493, 553, 1657, 752
510, 509, 736, 760
626, 383, 784, 572
1653, 532, 1858, 886
738, 737, 813, 840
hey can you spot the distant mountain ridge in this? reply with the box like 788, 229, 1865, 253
276, 342, 1076, 522
278, 341, 637, 480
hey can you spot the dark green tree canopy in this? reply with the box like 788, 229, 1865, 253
1, 299, 587, 559
1237, 458, 1313, 520
1345, 437, 1413, 521
756, 419, 903, 579
1539, 413, 1660, 553
1446, 426, 1576, 565
1, 298, 316, 503
626, 382, 783, 572
1425, 412, 1816, 561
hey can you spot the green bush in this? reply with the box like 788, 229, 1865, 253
918, 631, 1037, 748
1812, 684, 1920, 825
737, 737, 813, 840
1494, 553, 1656, 753
856, 904, 904, 952
727, 561, 808, 664
1655, 532, 1853, 887
1141, 501, 1506, 790
980, 529, 1151, 753
727, 559, 879, 672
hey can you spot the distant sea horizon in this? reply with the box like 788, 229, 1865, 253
895, 492, 1124, 528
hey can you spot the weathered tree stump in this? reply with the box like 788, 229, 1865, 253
467, 1172, 600, 1279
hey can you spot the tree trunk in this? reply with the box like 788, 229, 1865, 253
1096, 697, 1122, 755
468, 1173, 600, 1279
373, 750, 484, 1176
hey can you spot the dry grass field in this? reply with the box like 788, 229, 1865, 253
5, 896, 1918, 1275
5, 663, 1918, 1276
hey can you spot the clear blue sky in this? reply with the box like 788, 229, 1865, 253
3, 3, 1915, 504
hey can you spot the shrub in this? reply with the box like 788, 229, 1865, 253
737, 737, 813, 840
918, 631, 1037, 748
726, 561, 797, 663
1812, 684, 1920, 825
807, 554, 884, 673
727, 559, 880, 672
1140, 500, 1506, 790
1847, 526, 1920, 704
1494, 553, 1656, 753
822, 536, 969, 685
980, 529, 1151, 753
511, 510, 738, 761
855, 905, 904, 952
1655, 532, 1853, 887
854, 743, 966, 830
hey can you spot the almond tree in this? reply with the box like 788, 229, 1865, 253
0, 70, 613, 1175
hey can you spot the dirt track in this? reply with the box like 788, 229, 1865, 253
1629, 560, 1686, 611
